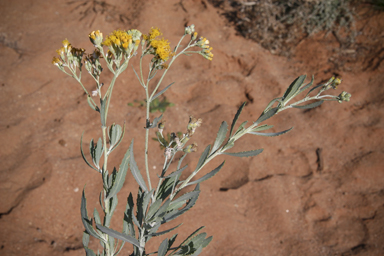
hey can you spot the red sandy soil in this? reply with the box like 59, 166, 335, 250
1, 0, 383, 255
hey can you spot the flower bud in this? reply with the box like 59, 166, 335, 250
89, 30, 103, 46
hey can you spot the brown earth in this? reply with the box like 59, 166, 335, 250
1, 0, 383, 255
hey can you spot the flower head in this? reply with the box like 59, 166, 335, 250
143, 27, 162, 41
89, 30, 103, 46
150, 38, 173, 61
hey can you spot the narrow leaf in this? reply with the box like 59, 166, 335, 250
146, 199, 162, 221
81, 189, 101, 240
230, 102, 246, 137
129, 140, 148, 192
195, 145, 211, 172
211, 121, 228, 155
80, 132, 99, 172
180, 226, 205, 246
100, 98, 106, 127
162, 165, 188, 179
94, 138, 103, 168
252, 124, 274, 132
263, 97, 282, 113
170, 191, 200, 206
147, 223, 182, 238
292, 100, 324, 109
222, 148, 264, 158
106, 146, 130, 200
255, 107, 278, 125
109, 122, 126, 154
282, 75, 306, 103
132, 66, 145, 88
298, 75, 314, 93
95, 224, 141, 248
152, 82, 175, 101
188, 161, 225, 185
234, 121, 248, 136
84, 247, 96, 256
87, 95, 99, 112
158, 238, 168, 256
305, 83, 324, 98
249, 127, 293, 137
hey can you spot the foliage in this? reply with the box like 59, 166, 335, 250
52, 24, 350, 256
128, 97, 175, 113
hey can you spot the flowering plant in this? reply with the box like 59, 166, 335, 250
52, 25, 350, 256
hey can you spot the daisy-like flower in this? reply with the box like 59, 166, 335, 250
150, 38, 173, 61
143, 27, 162, 41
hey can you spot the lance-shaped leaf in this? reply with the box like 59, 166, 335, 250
90, 138, 103, 169
305, 83, 325, 98
81, 189, 102, 240
124, 193, 136, 237
152, 82, 175, 101
87, 94, 99, 112
234, 121, 248, 136
158, 238, 169, 256
82, 231, 90, 247
255, 107, 278, 125
230, 102, 246, 137
132, 66, 145, 88
195, 145, 211, 172
292, 100, 324, 109
146, 199, 163, 221
222, 148, 264, 158
84, 247, 96, 256
129, 140, 148, 192
146, 114, 163, 129
95, 224, 141, 248
252, 124, 274, 132
80, 132, 99, 172
249, 127, 293, 137
210, 121, 228, 156
147, 223, 182, 238
298, 75, 314, 94
106, 146, 130, 200
263, 97, 282, 113
170, 191, 200, 207
162, 184, 200, 223
188, 161, 225, 185
282, 75, 306, 104
108, 123, 125, 154
161, 165, 188, 179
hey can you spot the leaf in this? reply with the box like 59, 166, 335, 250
161, 165, 188, 179
230, 102, 246, 137
93, 208, 101, 225
132, 66, 145, 88
180, 226, 205, 246
106, 146, 130, 200
195, 145, 211, 172
84, 247, 96, 256
170, 191, 200, 206
95, 224, 141, 248
87, 95, 99, 112
152, 82, 175, 101
124, 193, 136, 237
305, 83, 324, 98
292, 100, 324, 109
201, 236, 213, 248
147, 223, 182, 238
222, 148, 264, 158
146, 199, 163, 221
80, 132, 99, 172
177, 154, 188, 170
129, 140, 148, 192
252, 124, 274, 132
282, 75, 306, 104
94, 138, 103, 168
82, 231, 90, 247
263, 97, 282, 113
210, 121, 228, 155
298, 75, 314, 93
255, 107, 278, 125
146, 114, 163, 129
234, 121, 248, 136
187, 161, 225, 185
249, 127, 293, 137
158, 238, 169, 256
81, 189, 102, 240
108, 123, 125, 154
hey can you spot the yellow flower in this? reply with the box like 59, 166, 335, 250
103, 30, 132, 49
150, 38, 173, 61
143, 27, 162, 41
62, 39, 70, 49
52, 56, 61, 66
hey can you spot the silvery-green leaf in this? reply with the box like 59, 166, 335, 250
148, 69, 157, 80
180, 226, 205, 246
156, 176, 177, 201
292, 100, 324, 109
177, 154, 188, 170
152, 82, 175, 101
146, 199, 162, 221
82, 231, 90, 247
202, 236, 213, 248
187, 161, 225, 185
158, 238, 169, 256
84, 247, 96, 256
162, 165, 188, 179
170, 191, 200, 206
154, 199, 171, 219
230, 102, 246, 137
282, 75, 306, 104
168, 234, 178, 249
251, 124, 274, 132
124, 193, 136, 237
146, 114, 163, 129
132, 66, 145, 88
106, 145, 130, 200
305, 83, 324, 98
195, 145, 211, 172
80, 132, 98, 172
100, 98, 106, 127
263, 97, 282, 113
211, 121, 228, 156
108, 236, 115, 255
189, 246, 202, 256
234, 121, 248, 136
147, 223, 182, 238
249, 127, 293, 137
255, 107, 278, 125
94, 138, 103, 168
222, 148, 263, 158
95, 224, 141, 248
129, 140, 148, 192
298, 75, 314, 93
87, 95, 99, 112
93, 208, 101, 225
81, 189, 102, 240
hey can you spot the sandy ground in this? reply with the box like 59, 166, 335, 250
1, 0, 383, 255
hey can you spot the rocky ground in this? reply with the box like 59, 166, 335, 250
1, 0, 383, 255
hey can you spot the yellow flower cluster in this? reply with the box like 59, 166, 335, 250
150, 38, 173, 61
197, 37, 213, 61
143, 27, 162, 41
103, 30, 132, 49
